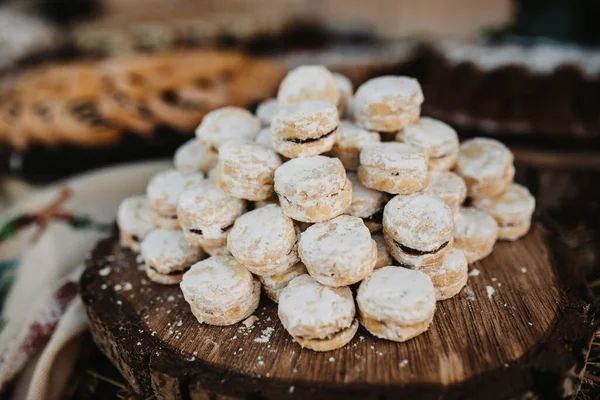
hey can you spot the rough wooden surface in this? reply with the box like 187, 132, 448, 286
80, 221, 596, 399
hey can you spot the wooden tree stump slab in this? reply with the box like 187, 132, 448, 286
80, 220, 597, 400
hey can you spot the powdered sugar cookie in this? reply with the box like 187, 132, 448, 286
354, 76, 423, 132
383, 193, 454, 268
358, 142, 428, 194
397, 117, 459, 171
180, 255, 260, 326
274, 156, 352, 223
357, 266, 436, 342
173, 139, 218, 175
117, 195, 155, 251
423, 171, 467, 215
472, 183, 535, 240
419, 248, 468, 300
271, 101, 339, 158
215, 142, 282, 201
141, 229, 205, 284
345, 172, 388, 233
278, 274, 358, 351
195, 106, 261, 152
456, 137, 514, 198
373, 233, 392, 270
146, 169, 204, 228
333, 72, 353, 115
259, 262, 307, 303
454, 207, 499, 264
255, 98, 277, 126
177, 181, 246, 255
299, 215, 376, 287
277, 65, 339, 105
227, 204, 300, 276
330, 121, 380, 171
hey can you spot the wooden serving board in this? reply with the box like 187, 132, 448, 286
80, 220, 596, 400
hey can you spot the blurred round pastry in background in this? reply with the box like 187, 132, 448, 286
472, 183, 535, 241
456, 137, 514, 198
195, 106, 261, 152
277, 65, 339, 105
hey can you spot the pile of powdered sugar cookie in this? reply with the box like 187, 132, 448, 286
117, 65, 536, 351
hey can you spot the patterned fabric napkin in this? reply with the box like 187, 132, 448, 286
0, 160, 169, 400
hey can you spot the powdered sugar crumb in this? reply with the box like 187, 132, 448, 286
399, 359, 409, 368
243, 315, 259, 328
99, 267, 111, 276
289, 385, 295, 393
486, 285, 495, 299
465, 286, 475, 301
468, 269, 480, 277
521, 267, 527, 273
328, 357, 335, 362
254, 327, 274, 343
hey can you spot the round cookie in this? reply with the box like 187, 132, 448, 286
141, 229, 205, 285
423, 171, 467, 215
146, 169, 204, 228
277, 65, 339, 105
456, 137, 515, 198
330, 121, 380, 171
454, 207, 499, 264
180, 255, 260, 326
195, 106, 261, 152
271, 101, 339, 158
215, 142, 282, 201
396, 117, 459, 171
345, 172, 388, 233
298, 215, 376, 287
278, 274, 358, 351
256, 98, 278, 126
356, 266, 436, 342
227, 204, 300, 276
173, 139, 218, 175
472, 183, 535, 241
274, 156, 352, 223
358, 142, 428, 194
117, 195, 155, 252
383, 193, 454, 268
259, 262, 307, 303
353, 76, 423, 133
373, 233, 393, 270
333, 72, 353, 115
177, 181, 246, 255
419, 248, 468, 300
